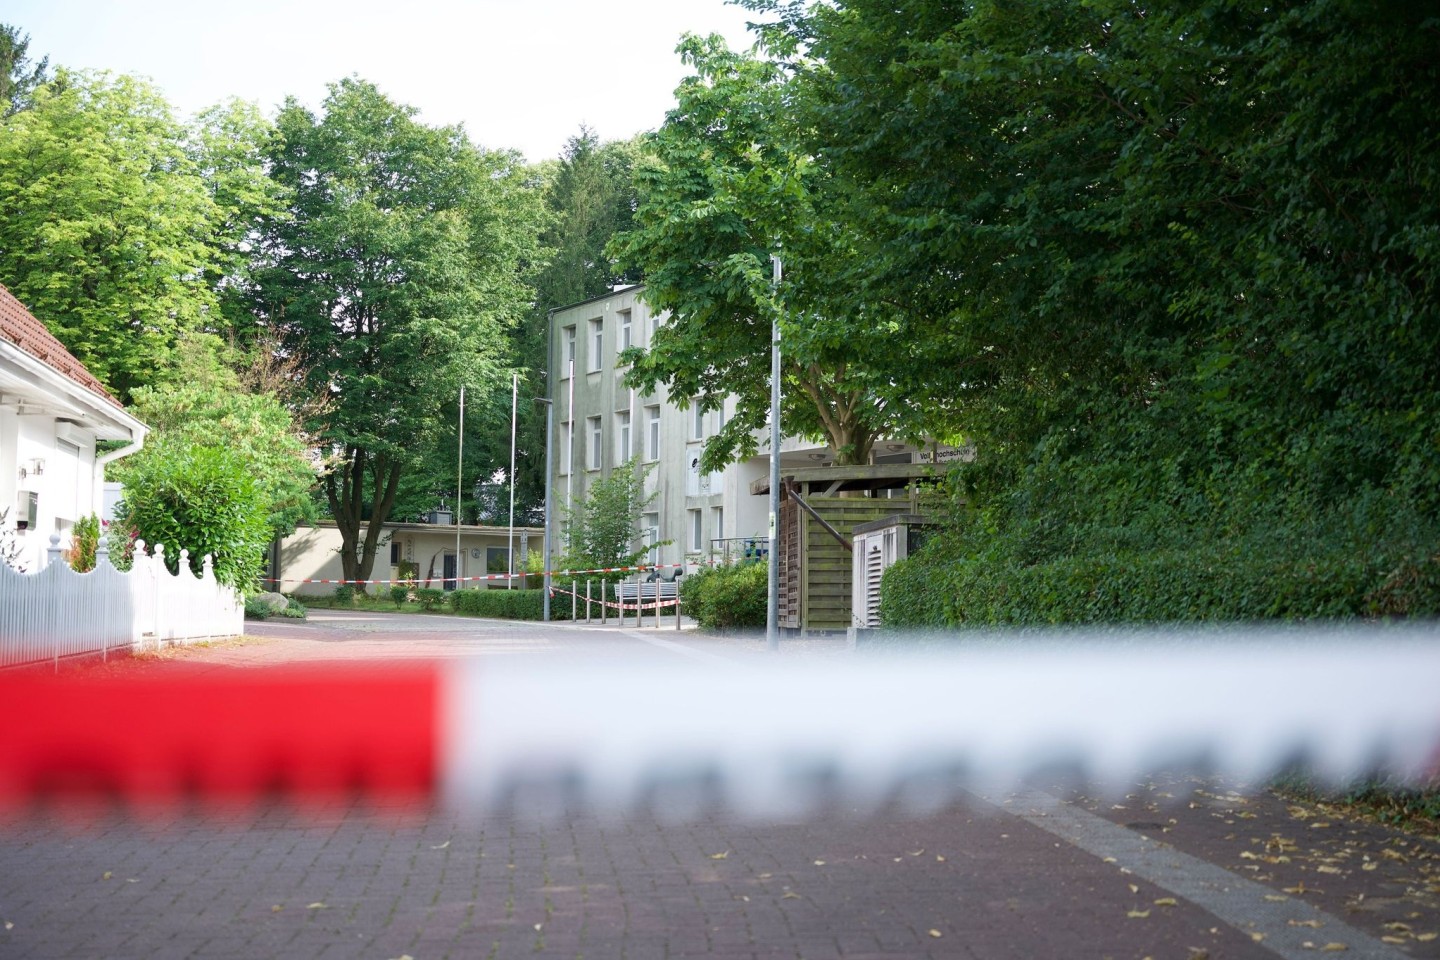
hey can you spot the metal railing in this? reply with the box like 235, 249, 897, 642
709, 537, 770, 566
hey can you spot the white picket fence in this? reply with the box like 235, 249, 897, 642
0, 535, 244, 668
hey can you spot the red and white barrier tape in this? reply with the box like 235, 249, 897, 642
549, 585, 680, 613
2, 630, 1438, 818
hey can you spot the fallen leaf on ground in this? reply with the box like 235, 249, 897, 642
1128, 909, 1150, 919
431, 841, 450, 850
813, 860, 826, 866
1317, 866, 1343, 875
1154, 898, 1178, 907
1362, 862, 1378, 871
306, 902, 327, 910
936, 855, 946, 862
1129, 884, 1140, 894
709, 851, 729, 860
271, 905, 282, 913
1417, 933, 1437, 942
1319, 944, 1347, 952
4, 921, 12, 931
1251, 932, 1266, 943
102, 872, 112, 880
1264, 895, 1289, 902
1382, 936, 1408, 945
781, 892, 801, 900
909, 850, 925, 856
928, 929, 943, 938
1289, 919, 1322, 928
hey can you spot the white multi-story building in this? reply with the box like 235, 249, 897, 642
548, 286, 928, 575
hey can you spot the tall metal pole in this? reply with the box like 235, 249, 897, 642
455, 384, 465, 592
767, 255, 782, 652
540, 398, 554, 621
507, 373, 518, 589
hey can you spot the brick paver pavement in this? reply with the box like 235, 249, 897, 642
2, 612, 1436, 959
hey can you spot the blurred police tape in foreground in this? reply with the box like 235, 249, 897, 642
1, 626, 1436, 819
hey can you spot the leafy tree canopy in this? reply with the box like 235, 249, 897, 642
0, 70, 274, 399
251, 77, 544, 588
0, 23, 50, 114
613, 34, 929, 470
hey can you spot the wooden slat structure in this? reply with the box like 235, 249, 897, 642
760, 465, 939, 634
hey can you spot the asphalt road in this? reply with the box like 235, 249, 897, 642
1, 611, 1435, 959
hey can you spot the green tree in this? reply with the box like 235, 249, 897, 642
559, 457, 660, 581
0, 23, 49, 115
251, 78, 543, 589
754, 0, 1440, 621
114, 444, 272, 593
613, 35, 924, 470
0, 70, 223, 398
119, 338, 319, 539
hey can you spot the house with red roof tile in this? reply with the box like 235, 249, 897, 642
0, 284, 148, 570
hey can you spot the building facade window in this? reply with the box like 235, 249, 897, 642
691, 403, 705, 440
645, 406, 660, 461
712, 506, 724, 544
643, 512, 660, 565
647, 311, 660, 344
619, 310, 632, 355
616, 410, 631, 461
689, 508, 703, 552
588, 416, 602, 470
563, 325, 576, 373
588, 318, 603, 372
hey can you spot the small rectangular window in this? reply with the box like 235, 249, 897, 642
712, 506, 724, 543
691, 403, 705, 441
563, 326, 576, 371
617, 410, 631, 461
689, 509, 703, 552
643, 513, 660, 565
588, 318, 603, 372
588, 416, 602, 470
645, 406, 661, 461
390, 541, 401, 564
619, 310, 632, 354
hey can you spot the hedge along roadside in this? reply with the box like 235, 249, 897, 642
447, 588, 574, 621
680, 561, 767, 632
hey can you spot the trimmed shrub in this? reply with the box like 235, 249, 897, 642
389, 584, 412, 609
414, 588, 445, 611
447, 588, 572, 621
681, 561, 768, 632
333, 584, 356, 606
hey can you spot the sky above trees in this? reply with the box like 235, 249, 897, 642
4, 0, 757, 161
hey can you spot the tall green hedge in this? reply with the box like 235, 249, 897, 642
880, 521, 1440, 628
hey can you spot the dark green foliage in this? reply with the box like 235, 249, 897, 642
114, 444, 271, 593
413, 588, 445, 611
333, 584, 356, 606
735, 0, 1440, 626
447, 588, 572, 621
389, 584, 411, 609
243, 596, 272, 620
0, 23, 49, 114
680, 561, 768, 631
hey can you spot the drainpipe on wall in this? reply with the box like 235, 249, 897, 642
93, 433, 145, 518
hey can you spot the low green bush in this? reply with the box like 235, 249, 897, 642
389, 584, 412, 609
414, 587, 445, 611
243, 596, 272, 620
333, 584, 356, 607
681, 561, 767, 632
447, 588, 572, 620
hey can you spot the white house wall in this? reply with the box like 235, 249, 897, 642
1, 407, 103, 572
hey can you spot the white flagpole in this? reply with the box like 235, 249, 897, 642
508, 373, 517, 589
